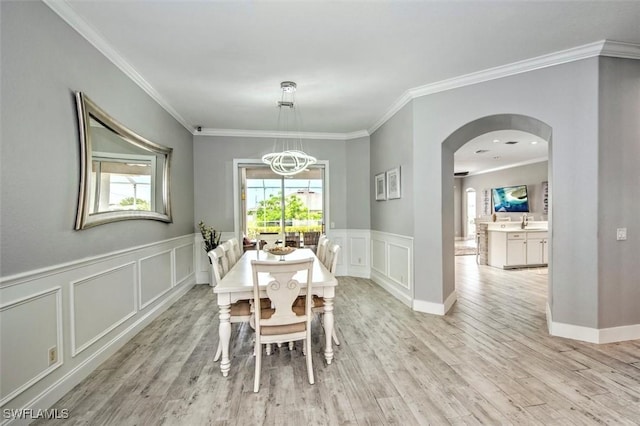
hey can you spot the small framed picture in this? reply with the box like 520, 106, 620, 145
375, 172, 386, 201
386, 167, 401, 199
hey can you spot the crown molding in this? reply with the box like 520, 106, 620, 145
195, 128, 369, 141
600, 40, 640, 59
368, 40, 640, 135
43, 0, 193, 131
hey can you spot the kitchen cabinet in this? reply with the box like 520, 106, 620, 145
488, 230, 548, 269
525, 232, 548, 265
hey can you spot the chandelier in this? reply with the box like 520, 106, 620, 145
262, 81, 317, 176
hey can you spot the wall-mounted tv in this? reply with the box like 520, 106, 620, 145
492, 184, 530, 213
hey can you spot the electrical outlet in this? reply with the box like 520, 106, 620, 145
48, 346, 57, 366
617, 228, 627, 241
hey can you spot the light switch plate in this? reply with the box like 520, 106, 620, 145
616, 228, 627, 241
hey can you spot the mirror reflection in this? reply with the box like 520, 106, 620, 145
75, 92, 172, 229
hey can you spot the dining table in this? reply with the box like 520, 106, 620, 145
213, 248, 338, 377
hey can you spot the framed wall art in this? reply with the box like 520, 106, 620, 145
375, 172, 387, 201
386, 167, 401, 199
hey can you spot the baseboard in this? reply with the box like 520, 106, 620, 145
5, 280, 194, 426
413, 290, 457, 316
370, 269, 412, 308
546, 303, 640, 343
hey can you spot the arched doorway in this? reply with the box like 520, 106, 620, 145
442, 114, 552, 316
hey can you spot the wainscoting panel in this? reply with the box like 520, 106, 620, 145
139, 251, 173, 310
0, 234, 196, 421
174, 243, 195, 286
0, 288, 62, 406
388, 243, 411, 290
370, 231, 414, 307
345, 230, 370, 278
371, 238, 387, 276
70, 263, 137, 357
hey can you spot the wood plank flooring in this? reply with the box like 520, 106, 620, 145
35, 256, 640, 425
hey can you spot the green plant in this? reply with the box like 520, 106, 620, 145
198, 221, 221, 252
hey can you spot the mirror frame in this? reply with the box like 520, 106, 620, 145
75, 92, 173, 229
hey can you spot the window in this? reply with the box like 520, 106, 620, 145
239, 165, 325, 239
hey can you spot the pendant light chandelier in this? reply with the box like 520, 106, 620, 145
262, 81, 317, 176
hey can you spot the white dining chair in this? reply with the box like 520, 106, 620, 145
228, 237, 242, 259
251, 257, 315, 392
220, 240, 237, 267
258, 232, 281, 250
208, 248, 252, 362
316, 238, 329, 265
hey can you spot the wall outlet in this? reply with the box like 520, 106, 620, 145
616, 228, 627, 241
330, 222, 335, 228
48, 346, 57, 366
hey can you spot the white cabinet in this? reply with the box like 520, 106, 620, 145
488, 230, 548, 269
506, 233, 527, 266
526, 232, 548, 265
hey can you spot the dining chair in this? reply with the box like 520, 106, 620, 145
285, 231, 300, 248
220, 240, 237, 267
316, 237, 329, 265
259, 232, 281, 249
303, 231, 320, 251
208, 248, 252, 362
228, 237, 243, 259
251, 258, 315, 392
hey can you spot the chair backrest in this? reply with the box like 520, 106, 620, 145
285, 231, 300, 247
251, 258, 314, 333
259, 232, 281, 249
228, 237, 242, 258
303, 231, 320, 247
324, 244, 340, 274
220, 241, 237, 267
208, 246, 228, 285
316, 238, 329, 264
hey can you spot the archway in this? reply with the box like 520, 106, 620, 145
441, 114, 552, 316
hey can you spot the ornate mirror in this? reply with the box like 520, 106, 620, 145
75, 92, 173, 229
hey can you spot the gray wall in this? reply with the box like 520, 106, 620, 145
0, 1, 195, 276
453, 181, 462, 238
346, 136, 371, 229
598, 57, 640, 328
370, 102, 414, 236
405, 58, 601, 327
193, 135, 370, 233
414, 58, 598, 327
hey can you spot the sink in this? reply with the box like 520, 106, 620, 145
525, 227, 547, 231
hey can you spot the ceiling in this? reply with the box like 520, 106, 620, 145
49, 1, 640, 172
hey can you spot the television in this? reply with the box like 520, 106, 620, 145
492, 184, 530, 213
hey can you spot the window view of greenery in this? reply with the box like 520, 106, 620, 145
91, 159, 153, 213
246, 178, 323, 238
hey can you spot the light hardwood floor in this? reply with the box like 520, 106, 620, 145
36, 256, 640, 425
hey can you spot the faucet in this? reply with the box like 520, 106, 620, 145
521, 214, 528, 229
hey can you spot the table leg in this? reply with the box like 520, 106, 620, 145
323, 297, 334, 364
218, 304, 231, 376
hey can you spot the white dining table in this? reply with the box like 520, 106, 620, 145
213, 248, 338, 377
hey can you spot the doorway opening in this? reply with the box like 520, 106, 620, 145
444, 114, 552, 326
465, 188, 477, 239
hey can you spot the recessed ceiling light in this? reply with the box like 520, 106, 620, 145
531, 141, 538, 145
492, 139, 500, 143
475, 149, 489, 154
